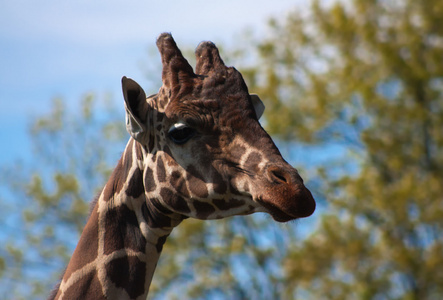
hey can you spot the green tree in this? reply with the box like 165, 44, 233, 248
1, 59, 299, 300
241, 0, 443, 299
3, 1, 443, 298
0, 94, 126, 299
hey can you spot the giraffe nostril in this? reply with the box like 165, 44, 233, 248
268, 167, 292, 185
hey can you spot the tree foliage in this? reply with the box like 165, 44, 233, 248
1, 0, 443, 299
241, 0, 443, 299
0, 95, 126, 299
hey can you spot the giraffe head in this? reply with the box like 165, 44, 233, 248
122, 33, 315, 225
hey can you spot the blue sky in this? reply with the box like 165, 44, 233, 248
1, 2, 327, 296
0, 0, 306, 165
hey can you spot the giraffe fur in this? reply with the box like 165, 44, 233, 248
49, 33, 315, 299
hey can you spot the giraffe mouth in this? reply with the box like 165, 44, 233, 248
256, 197, 299, 222
256, 186, 316, 223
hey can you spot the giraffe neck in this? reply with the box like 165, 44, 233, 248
52, 139, 181, 300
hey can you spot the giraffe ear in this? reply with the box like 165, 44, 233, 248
122, 76, 149, 142
250, 94, 265, 120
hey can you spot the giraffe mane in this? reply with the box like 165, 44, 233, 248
48, 33, 315, 299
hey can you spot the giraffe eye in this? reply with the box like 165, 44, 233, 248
168, 123, 196, 144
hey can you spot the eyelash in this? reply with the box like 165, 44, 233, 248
168, 123, 196, 144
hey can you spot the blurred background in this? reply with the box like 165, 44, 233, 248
1, 0, 442, 299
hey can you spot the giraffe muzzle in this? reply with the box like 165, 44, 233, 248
258, 165, 316, 222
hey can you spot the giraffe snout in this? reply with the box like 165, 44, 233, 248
258, 164, 316, 222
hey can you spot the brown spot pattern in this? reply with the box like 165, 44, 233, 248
106, 256, 146, 299
160, 187, 190, 214
156, 113, 164, 123
193, 201, 215, 219
141, 202, 155, 228
126, 168, 144, 198
103, 205, 146, 255
170, 170, 190, 198
186, 166, 209, 198
63, 270, 104, 300
144, 167, 156, 192
54, 34, 317, 299
230, 145, 246, 159
142, 199, 172, 228
211, 168, 227, 194
244, 152, 262, 172
157, 157, 166, 182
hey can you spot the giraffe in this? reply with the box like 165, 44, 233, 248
49, 33, 315, 300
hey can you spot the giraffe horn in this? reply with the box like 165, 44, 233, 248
156, 33, 196, 89
195, 41, 226, 75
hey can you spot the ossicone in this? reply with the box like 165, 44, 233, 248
195, 41, 226, 75
156, 33, 195, 87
